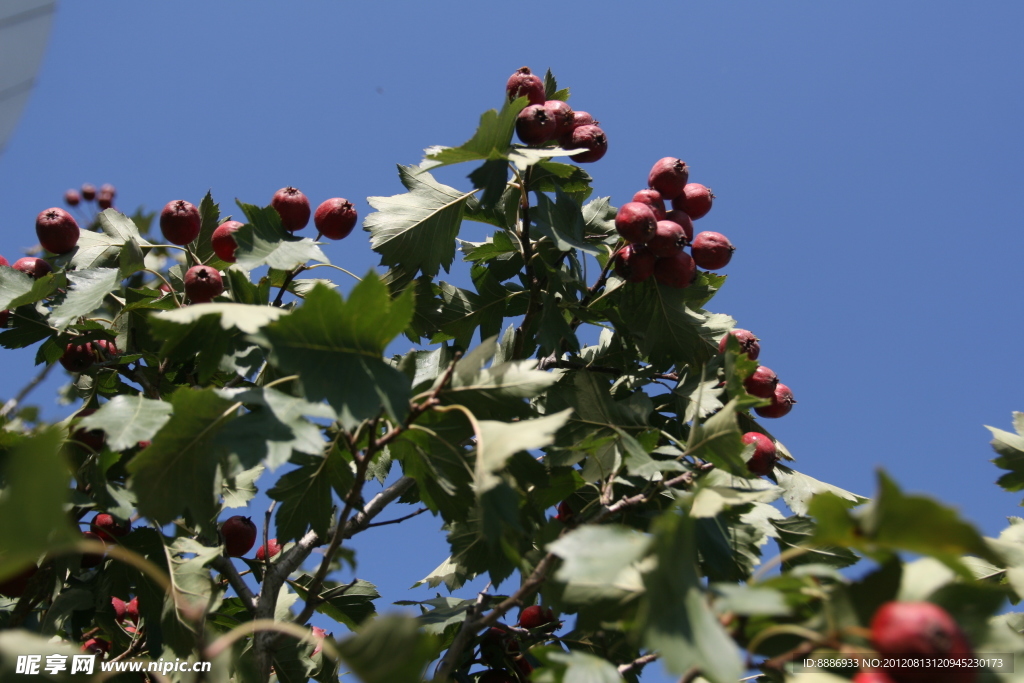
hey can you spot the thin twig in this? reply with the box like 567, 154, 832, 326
618, 652, 659, 675
0, 362, 55, 418
363, 507, 427, 528
272, 265, 308, 307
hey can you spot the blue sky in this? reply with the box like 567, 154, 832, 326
2, 3, 1023, 681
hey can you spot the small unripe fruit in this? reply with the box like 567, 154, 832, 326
653, 250, 696, 288
612, 244, 656, 283
36, 207, 80, 254
506, 66, 545, 105
744, 366, 779, 398
742, 432, 777, 476
81, 531, 106, 568
0, 564, 37, 597
13, 257, 52, 279
718, 329, 760, 360
516, 104, 556, 145
184, 265, 224, 304
871, 601, 975, 683
614, 202, 658, 244
64, 189, 81, 206
755, 383, 795, 419
91, 513, 130, 542
211, 220, 243, 263
647, 157, 690, 200
125, 596, 139, 624
255, 538, 281, 561
673, 183, 715, 220
160, 200, 201, 245
518, 604, 556, 631
314, 198, 358, 240
631, 189, 666, 220
647, 220, 687, 258
664, 209, 694, 241
271, 187, 311, 231
543, 100, 575, 138
60, 339, 118, 373
691, 231, 735, 270
220, 515, 257, 557
81, 183, 96, 201
567, 124, 607, 163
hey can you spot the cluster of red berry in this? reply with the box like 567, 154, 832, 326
476, 605, 559, 682
65, 182, 116, 211
508, 67, 607, 163
612, 157, 730, 287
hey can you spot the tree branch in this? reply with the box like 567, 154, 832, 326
618, 652, 659, 675
211, 556, 257, 614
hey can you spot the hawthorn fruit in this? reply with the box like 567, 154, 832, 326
13, 257, 52, 279
567, 124, 607, 163
653, 250, 696, 288
506, 66, 545, 105
614, 202, 658, 244
221, 516, 257, 557
36, 207, 80, 254
755, 383, 795, 418
673, 182, 714, 219
91, 513, 130, 542
742, 432, 777, 476
184, 265, 224, 303
870, 601, 975, 683
646, 220, 687, 258
719, 329, 760, 360
516, 104, 555, 145
518, 604, 556, 631
744, 366, 779, 398
691, 231, 735, 270
211, 220, 243, 263
314, 198, 358, 240
631, 189, 666, 220
647, 157, 690, 199
612, 244, 656, 283
272, 186, 311, 231
255, 538, 281, 561
160, 200, 201, 245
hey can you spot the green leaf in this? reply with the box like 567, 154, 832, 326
548, 524, 650, 605
772, 515, 860, 570
988, 414, 1024, 498
0, 267, 61, 310
119, 236, 146, 278
194, 191, 223, 265
234, 201, 328, 271
255, 277, 413, 429
291, 575, 379, 629
153, 302, 287, 333
77, 395, 173, 451
532, 649, 624, 683
364, 166, 475, 280
335, 615, 440, 683
711, 584, 790, 617
476, 410, 572, 492
421, 98, 527, 169
50, 268, 121, 329
532, 190, 603, 255
268, 450, 353, 543
437, 345, 559, 421
775, 465, 864, 516
545, 370, 652, 446
221, 465, 264, 508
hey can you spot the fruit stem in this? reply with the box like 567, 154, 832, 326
272, 265, 308, 307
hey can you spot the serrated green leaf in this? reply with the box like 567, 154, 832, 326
119, 237, 146, 278
154, 302, 287, 334
268, 450, 353, 543
772, 515, 860, 570
0, 268, 60, 310
476, 410, 571, 492
421, 98, 527, 169
533, 649, 624, 683
775, 465, 864, 516
290, 576, 380, 629
77, 395, 172, 451
194, 191, 222, 264
335, 615, 439, 683
686, 398, 749, 476
234, 202, 328, 271
221, 465, 264, 508
548, 524, 650, 604
50, 268, 121, 329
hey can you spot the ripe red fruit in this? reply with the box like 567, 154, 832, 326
742, 432, 778, 476
744, 366, 779, 398
0, 310, 8, 328
543, 100, 575, 138
311, 626, 328, 656
613, 244, 656, 283
220, 516, 257, 557
184, 265, 224, 304
719, 329, 760, 360
515, 104, 556, 145
272, 186, 311, 232
0, 255, 8, 267
160, 200, 201, 245
125, 596, 139, 624
653, 250, 696, 288
755, 383, 795, 419
36, 208, 80, 255
0, 564, 37, 597
60, 339, 118, 373
647, 157, 690, 200
664, 211, 694, 243
852, 672, 898, 683
314, 198, 358, 240
554, 500, 574, 523
97, 192, 114, 210
558, 110, 598, 146
691, 231, 735, 270
13, 257, 52, 279
211, 220, 243, 263
871, 601, 976, 683
64, 189, 81, 206
614, 202, 658, 244
478, 670, 516, 683
72, 408, 105, 451
81, 183, 96, 201
519, 604, 556, 631
567, 124, 607, 163
255, 538, 281, 561
111, 596, 127, 621
631, 189, 666, 220
91, 513, 130, 542
506, 66, 545, 105
647, 220, 687, 258
673, 183, 715, 220
81, 531, 107, 568
100, 183, 116, 199
81, 638, 110, 655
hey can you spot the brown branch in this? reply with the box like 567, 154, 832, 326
362, 506, 427, 529
618, 653, 659, 676
272, 265, 308, 307
211, 556, 257, 614
513, 167, 542, 360
678, 667, 701, 683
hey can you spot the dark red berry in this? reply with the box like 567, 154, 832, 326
97, 194, 113, 210
612, 244, 656, 283
742, 432, 777, 476
99, 184, 116, 199
664, 209, 694, 242
81, 184, 96, 201
160, 200, 201, 245
271, 187, 311, 232
614, 202, 658, 244
13, 257, 52, 279
718, 329, 760, 360
647, 220, 687, 258
314, 198, 358, 240
64, 189, 81, 206
567, 124, 607, 163
220, 516, 257, 557
111, 596, 127, 621
518, 604, 556, 631
516, 104, 556, 145
871, 602, 976, 683
631, 189, 666, 220
255, 538, 281, 561
0, 255, 8, 267
543, 100, 574, 138
755, 383, 795, 419
653, 250, 696, 288
744, 366, 779, 398
211, 220, 243, 263
0, 564, 37, 597
691, 231, 735, 270
506, 66, 545, 105
125, 596, 139, 624
72, 408, 105, 451
91, 513, 130, 542
60, 339, 118, 373
647, 157, 690, 200
36, 207, 80, 255
570, 111, 596, 127
673, 183, 715, 220
554, 500, 574, 523
184, 265, 224, 304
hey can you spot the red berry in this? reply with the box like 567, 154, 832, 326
653, 251, 696, 288
631, 189, 666, 220
755, 383, 795, 419
81, 531, 106, 568
647, 157, 690, 200
314, 198, 358, 240
60, 339, 118, 373
691, 231, 735, 270
91, 513, 130, 542
0, 255, 8, 267
111, 596, 127, 621
673, 183, 715, 220
100, 184, 116, 199
184, 265, 224, 304
0, 310, 8, 328
12, 257, 52, 279
160, 200, 201, 245
97, 192, 114, 210
64, 189, 81, 207
718, 329, 760, 360
518, 604, 556, 631
81, 638, 110, 655
567, 124, 607, 163
255, 538, 281, 561
211, 220, 243, 263
272, 187, 311, 232
744, 366, 779, 398
664, 209, 694, 242
554, 500, 574, 523
72, 408, 105, 451
612, 244, 656, 283
646, 220, 687, 258
614, 202, 658, 244
742, 432, 777, 476
0, 564, 37, 597
126, 596, 139, 624
558, 110, 598, 146
220, 516, 257, 557
515, 104, 556, 145
506, 66, 545, 105
871, 602, 976, 683
543, 100, 575, 138
81, 184, 96, 201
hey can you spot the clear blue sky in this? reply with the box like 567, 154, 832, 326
2, 3, 1023, 681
